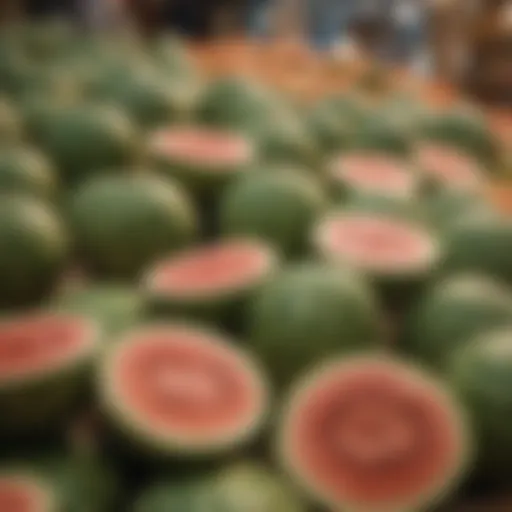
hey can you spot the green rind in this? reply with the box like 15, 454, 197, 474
220, 169, 329, 257
0, 315, 99, 436
32, 104, 139, 187
278, 355, 472, 512
0, 195, 69, 308
50, 284, 145, 339
401, 274, 512, 372
419, 109, 499, 166
248, 263, 384, 387
0, 97, 23, 144
450, 329, 512, 480
0, 146, 57, 200
70, 175, 199, 279
99, 323, 269, 460
443, 213, 512, 283
132, 462, 305, 512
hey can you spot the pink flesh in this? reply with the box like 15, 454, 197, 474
417, 143, 481, 189
113, 329, 263, 438
320, 216, 432, 272
152, 128, 250, 168
150, 241, 268, 296
332, 154, 413, 196
287, 362, 462, 508
0, 478, 44, 512
0, 315, 88, 382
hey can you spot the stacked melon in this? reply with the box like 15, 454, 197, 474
0, 16, 512, 512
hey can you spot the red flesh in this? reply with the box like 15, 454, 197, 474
152, 128, 251, 168
149, 241, 270, 296
332, 154, 413, 196
417, 143, 482, 190
318, 216, 433, 272
0, 478, 46, 512
286, 360, 464, 510
112, 328, 264, 440
0, 315, 91, 382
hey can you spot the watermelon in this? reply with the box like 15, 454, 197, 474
99, 324, 269, 460
306, 101, 352, 152
32, 104, 138, 186
145, 239, 278, 326
313, 211, 441, 311
401, 274, 512, 372
51, 284, 145, 338
0, 470, 58, 512
70, 174, 198, 279
248, 264, 383, 386
419, 109, 499, 166
443, 213, 512, 284
278, 356, 471, 512
132, 463, 305, 512
0, 147, 57, 200
0, 313, 99, 435
328, 152, 417, 202
95, 72, 194, 129
219, 169, 328, 257
450, 329, 512, 480
132, 478, 215, 512
149, 126, 256, 196
347, 115, 413, 156
0, 97, 23, 144
415, 142, 485, 195
0, 195, 68, 308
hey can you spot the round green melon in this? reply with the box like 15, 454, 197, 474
450, 329, 512, 479
51, 284, 145, 338
248, 264, 383, 386
149, 126, 256, 196
278, 356, 471, 512
0, 195, 68, 308
401, 274, 512, 372
306, 101, 352, 152
0, 147, 57, 200
70, 174, 198, 279
97, 72, 193, 129
328, 152, 417, 202
144, 239, 278, 326
0, 97, 23, 144
347, 114, 413, 156
0, 468, 59, 512
33, 104, 138, 186
443, 213, 512, 283
312, 211, 441, 312
99, 323, 269, 460
197, 77, 275, 130
0, 312, 99, 435
419, 109, 499, 166
220, 169, 328, 257
132, 462, 305, 512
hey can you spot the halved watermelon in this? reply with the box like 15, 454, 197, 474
149, 126, 255, 196
99, 324, 268, 459
313, 212, 441, 310
329, 152, 416, 201
415, 142, 484, 194
278, 356, 470, 512
0, 471, 58, 512
145, 239, 278, 327
0, 313, 99, 434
